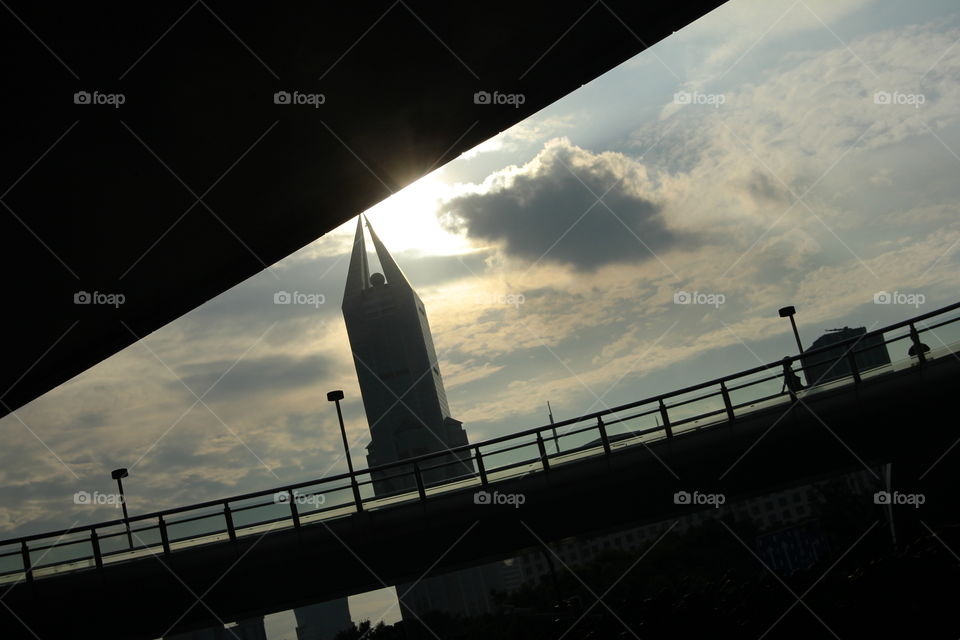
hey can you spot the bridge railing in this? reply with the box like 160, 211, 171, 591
1, 301, 959, 583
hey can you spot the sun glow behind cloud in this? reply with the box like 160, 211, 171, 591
326, 170, 479, 257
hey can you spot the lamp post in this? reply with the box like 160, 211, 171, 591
110, 468, 132, 548
327, 390, 363, 511
778, 305, 804, 355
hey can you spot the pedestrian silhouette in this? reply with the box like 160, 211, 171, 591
781, 357, 805, 394
907, 325, 930, 360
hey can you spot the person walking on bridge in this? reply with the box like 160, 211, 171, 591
781, 356, 805, 395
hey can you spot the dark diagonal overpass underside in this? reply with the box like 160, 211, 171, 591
1, 1, 726, 415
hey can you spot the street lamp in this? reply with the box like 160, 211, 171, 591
778, 305, 804, 355
327, 390, 363, 511
110, 468, 132, 548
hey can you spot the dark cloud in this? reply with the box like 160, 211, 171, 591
441, 140, 696, 270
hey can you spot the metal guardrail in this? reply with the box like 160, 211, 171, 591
2, 301, 959, 583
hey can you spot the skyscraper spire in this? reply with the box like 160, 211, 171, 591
340, 214, 468, 483
344, 216, 370, 298
365, 216, 411, 289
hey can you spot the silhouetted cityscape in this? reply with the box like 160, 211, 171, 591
2, 1, 960, 638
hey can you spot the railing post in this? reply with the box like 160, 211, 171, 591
413, 462, 427, 501
659, 399, 673, 438
20, 541, 32, 583
90, 530, 103, 570
847, 349, 862, 384
720, 381, 735, 423
597, 416, 611, 455
287, 490, 301, 529
536, 432, 550, 472
475, 447, 488, 487
223, 502, 237, 543
159, 515, 171, 557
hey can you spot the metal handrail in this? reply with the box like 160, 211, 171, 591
2, 300, 958, 578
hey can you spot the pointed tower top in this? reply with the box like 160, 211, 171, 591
344, 216, 371, 298
365, 216, 412, 290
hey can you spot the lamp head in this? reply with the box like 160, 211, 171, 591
778, 305, 796, 318
326, 390, 345, 402
111, 468, 129, 480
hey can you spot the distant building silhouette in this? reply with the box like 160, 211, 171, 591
800, 326, 891, 385
294, 599, 352, 640
341, 216, 505, 619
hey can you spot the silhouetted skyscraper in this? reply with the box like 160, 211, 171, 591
342, 216, 473, 493
341, 216, 503, 620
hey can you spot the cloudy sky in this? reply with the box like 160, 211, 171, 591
4, 0, 960, 636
